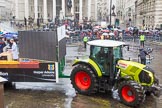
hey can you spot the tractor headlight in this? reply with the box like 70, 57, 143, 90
139, 70, 152, 84
138, 66, 155, 85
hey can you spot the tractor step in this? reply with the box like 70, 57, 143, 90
98, 78, 108, 93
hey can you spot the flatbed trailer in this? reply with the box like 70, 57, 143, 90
0, 25, 69, 83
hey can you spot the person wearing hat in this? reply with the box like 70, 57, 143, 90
9, 38, 19, 61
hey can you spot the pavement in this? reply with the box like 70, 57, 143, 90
0, 21, 17, 32
1, 21, 162, 107
147, 41, 162, 46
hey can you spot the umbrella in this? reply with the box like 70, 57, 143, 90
74, 30, 80, 33
118, 29, 122, 32
152, 29, 158, 32
102, 29, 109, 32
145, 30, 149, 32
102, 33, 109, 36
128, 27, 134, 30
113, 28, 118, 31
93, 29, 98, 32
4, 32, 18, 39
93, 26, 101, 29
82, 30, 89, 32
109, 33, 114, 36
139, 30, 143, 32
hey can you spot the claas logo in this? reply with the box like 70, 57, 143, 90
48, 64, 55, 71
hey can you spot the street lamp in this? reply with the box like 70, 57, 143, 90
110, 0, 116, 26
110, 0, 112, 25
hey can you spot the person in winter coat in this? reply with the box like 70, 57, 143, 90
138, 47, 149, 65
9, 38, 19, 61
0, 37, 6, 53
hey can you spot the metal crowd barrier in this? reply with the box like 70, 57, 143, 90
66, 34, 162, 45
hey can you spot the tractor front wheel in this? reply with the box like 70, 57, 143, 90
70, 64, 98, 95
118, 81, 145, 107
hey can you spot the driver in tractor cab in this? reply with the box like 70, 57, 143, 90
95, 47, 110, 73
95, 47, 106, 61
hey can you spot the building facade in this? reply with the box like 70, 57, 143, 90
1, 0, 122, 25
116, 0, 162, 29
11, 0, 100, 23
116, 0, 126, 25
70, 0, 97, 23
0, 0, 13, 20
116, 0, 136, 27
13, 0, 60, 22
154, 0, 162, 29
136, 0, 156, 29
96, 0, 117, 25
125, 0, 136, 27
135, 0, 162, 29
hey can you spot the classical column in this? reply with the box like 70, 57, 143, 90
61, 0, 65, 19
53, 0, 56, 22
34, 0, 38, 20
79, 0, 83, 22
15, 0, 19, 19
24, 0, 29, 18
71, 0, 74, 19
88, 0, 91, 20
95, 0, 98, 21
43, 0, 47, 23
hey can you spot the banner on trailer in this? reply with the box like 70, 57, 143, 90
0, 63, 58, 82
57, 25, 66, 41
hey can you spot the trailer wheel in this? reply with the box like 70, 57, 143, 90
118, 81, 145, 107
70, 64, 98, 95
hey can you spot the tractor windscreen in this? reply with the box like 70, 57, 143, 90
113, 46, 123, 60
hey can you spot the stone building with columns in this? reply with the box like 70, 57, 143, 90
12, 0, 100, 23
13, 0, 60, 23
136, 0, 162, 29
72, 0, 98, 23
116, 0, 126, 24
0, 0, 13, 20
124, 0, 136, 27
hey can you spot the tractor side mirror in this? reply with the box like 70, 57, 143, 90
123, 44, 129, 51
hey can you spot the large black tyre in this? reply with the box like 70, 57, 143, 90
118, 81, 145, 107
70, 64, 98, 95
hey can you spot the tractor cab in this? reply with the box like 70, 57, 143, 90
88, 40, 125, 76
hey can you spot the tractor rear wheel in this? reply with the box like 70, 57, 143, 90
70, 64, 98, 95
118, 81, 145, 107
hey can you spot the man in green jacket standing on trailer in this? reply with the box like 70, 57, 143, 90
83, 36, 88, 49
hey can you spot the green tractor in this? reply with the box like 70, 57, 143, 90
70, 40, 162, 107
